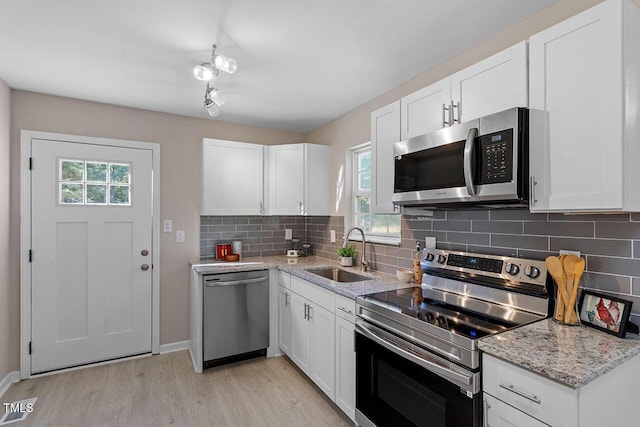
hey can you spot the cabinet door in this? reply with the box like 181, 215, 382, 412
304, 144, 332, 215
451, 41, 527, 123
371, 101, 400, 214
278, 285, 291, 355
529, 1, 623, 211
400, 78, 451, 139
484, 393, 548, 427
308, 302, 335, 399
201, 139, 264, 215
268, 144, 305, 215
334, 316, 355, 421
289, 292, 310, 372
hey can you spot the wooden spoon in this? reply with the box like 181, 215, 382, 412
565, 257, 585, 324
563, 255, 579, 323
545, 256, 569, 322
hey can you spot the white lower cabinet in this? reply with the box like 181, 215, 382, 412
484, 393, 547, 427
278, 272, 357, 419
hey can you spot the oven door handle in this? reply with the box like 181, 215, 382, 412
463, 127, 478, 196
355, 322, 473, 388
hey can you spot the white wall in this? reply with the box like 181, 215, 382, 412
0, 79, 11, 380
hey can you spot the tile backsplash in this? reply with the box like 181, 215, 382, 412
201, 209, 640, 323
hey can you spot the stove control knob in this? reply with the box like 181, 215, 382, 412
525, 265, 541, 279
425, 252, 435, 262
505, 263, 520, 275
437, 254, 447, 264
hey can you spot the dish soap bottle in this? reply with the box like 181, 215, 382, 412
413, 241, 424, 284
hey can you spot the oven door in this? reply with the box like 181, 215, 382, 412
355, 321, 481, 427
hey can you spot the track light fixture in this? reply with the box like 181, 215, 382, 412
194, 43, 237, 117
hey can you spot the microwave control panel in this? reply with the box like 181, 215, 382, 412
478, 129, 513, 184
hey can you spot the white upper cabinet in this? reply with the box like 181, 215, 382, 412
201, 138, 265, 215
371, 101, 401, 214
529, 0, 640, 212
400, 78, 451, 140
451, 41, 528, 123
268, 143, 331, 215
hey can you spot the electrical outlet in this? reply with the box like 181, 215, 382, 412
559, 249, 581, 257
285, 228, 293, 240
425, 237, 436, 249
330, 230, 336, 243
176, 230, 185, 243
163, 219, 172, 233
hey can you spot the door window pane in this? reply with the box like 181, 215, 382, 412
110, 185, 130, 205
110, 164, 130, 184
86, 162, 107, 182
86, 184, 107, 204
60, 161, 84, 181
60, 183, 84, 204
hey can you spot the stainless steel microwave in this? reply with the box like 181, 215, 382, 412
392, 107, 529, 209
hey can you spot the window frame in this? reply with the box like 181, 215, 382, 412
345, 142, 401, 246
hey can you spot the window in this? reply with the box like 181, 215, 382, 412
59, 159, 131, 206
350, 144, 400, 244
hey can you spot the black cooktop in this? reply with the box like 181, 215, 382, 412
361, 287, 514, 340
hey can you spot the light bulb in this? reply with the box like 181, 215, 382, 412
213, 54, 237, 74
193, 63, 214, 81
205, 101, 221, 117
209, 88, 225, 107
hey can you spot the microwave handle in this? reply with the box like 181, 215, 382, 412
463, 127, 478, 196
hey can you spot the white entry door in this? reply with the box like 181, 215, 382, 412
30, 138, 153, 373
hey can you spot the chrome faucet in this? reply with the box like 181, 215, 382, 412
343, 227, 369, 272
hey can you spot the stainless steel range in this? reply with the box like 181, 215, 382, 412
354, 249, 552, 427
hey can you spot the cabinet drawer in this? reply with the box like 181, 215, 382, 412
335, 294, 356, 323
483, 354, 577, 427
278, 270, 291, 289
291, 275, 335, 312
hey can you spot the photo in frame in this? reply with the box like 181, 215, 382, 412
578, 290, 633, 338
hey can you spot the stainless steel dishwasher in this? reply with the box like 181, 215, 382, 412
203, 269, 269, 369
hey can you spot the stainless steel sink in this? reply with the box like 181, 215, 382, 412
306, 268, 373, 283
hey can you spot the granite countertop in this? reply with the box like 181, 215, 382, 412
479, 318, 640, 389
191, 255, 415, 299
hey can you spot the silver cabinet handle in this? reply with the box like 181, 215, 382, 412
483, 398, 491, 427
453, 101, 460, 124
530, 176, 538, 205
449, 101, 455, 126
307, 305, 312, 320
442, 103, 449, 127
205, 277, 268, 287
284, 292, 289, 307
299, 201, 304, 215
463, 127, 479, 196
499, 383, 541, 404
303, 303, 308, 320
337, 306, 353, 315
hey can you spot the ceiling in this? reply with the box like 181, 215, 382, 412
0, 0, 557, 133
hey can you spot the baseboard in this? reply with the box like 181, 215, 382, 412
159, 340, 190, 354
0, 371, 20, 399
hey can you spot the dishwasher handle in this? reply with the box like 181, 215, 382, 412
204, 276, 268, 287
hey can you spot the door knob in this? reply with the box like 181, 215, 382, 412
141, 249, 149, 256
141, 264, 150, 271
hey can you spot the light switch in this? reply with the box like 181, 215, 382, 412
425, 237, 436, 249
285, 228, 292, 240
330, 230, 336, 243
176, 230, 185, 243
163, 220, 172, 233
559, 249, 581, 257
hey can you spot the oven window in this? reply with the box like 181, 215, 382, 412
394, 140, 467, 192
356, 332, 479, 427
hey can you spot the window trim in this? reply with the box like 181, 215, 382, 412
345, 142, 401, 246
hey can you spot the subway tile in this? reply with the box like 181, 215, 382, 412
432, 220, 471, 232
582, 272, 631, 295
200, 232, 222, 241
404, 219, 432, 231
385, 247, 414, 259
222, 217, 249, 225
411, 230, 447, 243
490, 209, 547, 221
596, 222, 640, 239
524, 221, 593, 237
548, 213, 629, 222
242, 251, 261, 258
472, 221, 523, 234
235, 224, 262, 232
446, 210, 489, 220
446, 232, 490, 246
467, 246, 517, 257
632, 213, 640, 222
249, 217, 268, 224
201, 217, 223, 225
200, 225, 209, 233
220, 231, 248, 239
516, 249, 556, 261
634, 241, 640, 259
262, 249, 286, 257
436, 242, 467, 252
491, 234, 548, 251
550, 237, 631, 257
633, 278, 640, 296
207, 225, 237, 233
587, 256, 640, 277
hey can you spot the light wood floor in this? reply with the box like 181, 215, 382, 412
3, 351, 353, 426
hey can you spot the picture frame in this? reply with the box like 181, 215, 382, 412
578, 290, 633, 338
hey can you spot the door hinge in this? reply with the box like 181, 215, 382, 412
29, 250, 32, 262
29, 157, 33, 170
29, 342, 32, 355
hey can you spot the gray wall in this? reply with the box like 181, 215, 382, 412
0, 79, 12, 380
203, 210, 640, 325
